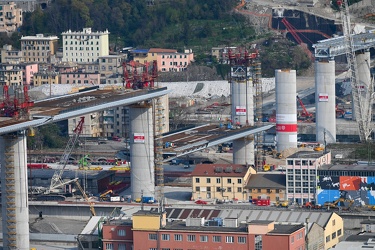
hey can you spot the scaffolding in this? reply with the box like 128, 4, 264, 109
253, 52, 263, 171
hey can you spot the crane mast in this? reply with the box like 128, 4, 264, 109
339, 0, 373, 141
49, 116, 85, 192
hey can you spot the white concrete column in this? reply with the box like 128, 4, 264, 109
233, 137, 254, 165
0, 131, 30, 250
129, 104, 155, 200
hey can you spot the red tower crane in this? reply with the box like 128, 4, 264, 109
281, 18, 314, 60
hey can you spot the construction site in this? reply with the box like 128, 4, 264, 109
0, 0, 375, 249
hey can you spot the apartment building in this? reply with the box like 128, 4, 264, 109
0, 1, 22, 33
20, 34, 59, 63
191, 164, 255, 201
286, 151, 331, 205
62, 28, 110, 63
157, 49, 194, 72
60, 72, 100, 85
1, 44, 22, 63
0, 63, 37, 86
68, 114, 101, 138
98, 55, 122, 76
54, 61, 78, 73
246, 173, 286, 203
33, 71, 59, 87
132, 48, 177, 64
101, 209, 306, 250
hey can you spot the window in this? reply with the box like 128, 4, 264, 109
338, 229, 342, 236
332, 232, 336, 239
267, 189, 271, 193
238, 236, 246, 243
276, 189, 280, 193
291, 236, 294, 243
287, 160, 293, 165
174, 234, 182, 241
227, 179, 232, 184
195, 178, 200, 183
207, 187, 211, 192
255, 235, 262, 250
226, 236, 234, 243
162, 234, 170, 241
216, 178, 220, 184
332, 219, 336, 226
326, 235, 330, 242
237, 179, 242, 184
195, 187, 200, 192
149, 233, 157, 240
200, 235, 208, 242
118, 229, 126, 236
295, 169, 301, 174
213, 235, 221, 242
257, 189, 261, 193
216, 187, 221, 192
106, 243, 114, 250
227, 187, 232, 192
187, 235, 196, 242
237, 187, 242, 192
207, 178, 211, 183
118, 244, 126, 250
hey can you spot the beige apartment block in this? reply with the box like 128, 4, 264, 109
0, 2, 22, 33
191, 164, 255, 201
1, 44, 22, 63
21, 34, 59, 63
62, 28, 109, 63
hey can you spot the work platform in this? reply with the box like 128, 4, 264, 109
160, 124, 274, 161
0, 87, 170, 135
313, 30, 375, 58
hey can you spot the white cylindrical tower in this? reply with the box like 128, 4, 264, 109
275, 69, 298, 152
129, 104, 155, 200
315, 59, 336, 143
230, 64, 255, 165
355, 51, 372, 123
0, 132, 30, 250
231, 79, 254, 126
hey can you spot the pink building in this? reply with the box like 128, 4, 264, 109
21, 63, 38, 85
157, 49, 194, 72
60, 72, 100, 85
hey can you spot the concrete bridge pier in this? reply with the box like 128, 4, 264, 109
0, 131, 30, 250
233, 137, 254, 165
129, 102, 155, 201
315, 59, 336, 144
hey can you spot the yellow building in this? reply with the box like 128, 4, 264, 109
33, 71, 59, 87
132, 210, 166, 230
191, 164, 256, 201
322, 212, 343, 249
0, 2, 22, 33
246, 173, 286, 203
21, 34, 59, 64
132, 48, 177, 64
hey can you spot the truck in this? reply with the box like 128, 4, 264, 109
142, 196, 155, 203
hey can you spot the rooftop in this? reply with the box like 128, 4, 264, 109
29, 169, 114, 180
246, 174, 286, 189
268, 224, 305, 235
21, 34, 59, 40
131, 49, 149, 54
163, 220, 248, 233
287, 151, 326, 159
191, 164, 250, 177
149, 48, 177, 53
319, 164, 375, 171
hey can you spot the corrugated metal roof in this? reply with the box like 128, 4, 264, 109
226, 209, 333, 228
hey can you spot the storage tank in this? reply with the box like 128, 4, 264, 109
129, 104, 155, 200
315, 59, 336, 143
275, 69, 297, 152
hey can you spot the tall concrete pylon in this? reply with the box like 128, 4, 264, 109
0, 131, 30, 250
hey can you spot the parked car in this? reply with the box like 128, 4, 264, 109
195, 200, 207, 205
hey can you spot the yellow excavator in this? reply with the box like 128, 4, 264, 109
324, 197, 354, 210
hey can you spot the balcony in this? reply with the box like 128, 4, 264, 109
5, 14, 15, 19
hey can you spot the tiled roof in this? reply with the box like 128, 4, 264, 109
149, 48, 177, 53
191, 164, 250, 177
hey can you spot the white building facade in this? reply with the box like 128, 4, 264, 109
62, 28, 110, 63
286, 151, 331, 205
